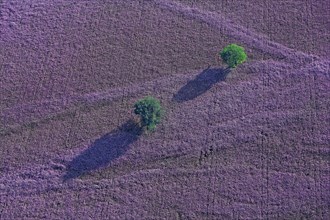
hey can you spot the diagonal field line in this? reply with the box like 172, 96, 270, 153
151, 0, 319, 65
1, 57, 328, 133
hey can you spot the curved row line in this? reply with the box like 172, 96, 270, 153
151, 0, 319, 64
2, 57, 328, 131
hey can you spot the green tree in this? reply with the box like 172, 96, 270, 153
220, 44, 247, 68
134, 96, 163, 131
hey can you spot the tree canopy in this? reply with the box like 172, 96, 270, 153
220, 44, 247, 68
134, 96, 163, 132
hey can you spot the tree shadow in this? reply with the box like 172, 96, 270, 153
172, 66, 231, 103
63, 119, 142, 181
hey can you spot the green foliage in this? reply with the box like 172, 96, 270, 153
220, 44, 247, 68
134, 96, 163, 132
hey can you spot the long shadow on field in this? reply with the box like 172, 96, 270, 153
63, 120, 142, 181
172, 66, 231, 103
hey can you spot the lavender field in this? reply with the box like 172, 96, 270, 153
0, 0, 329, 219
